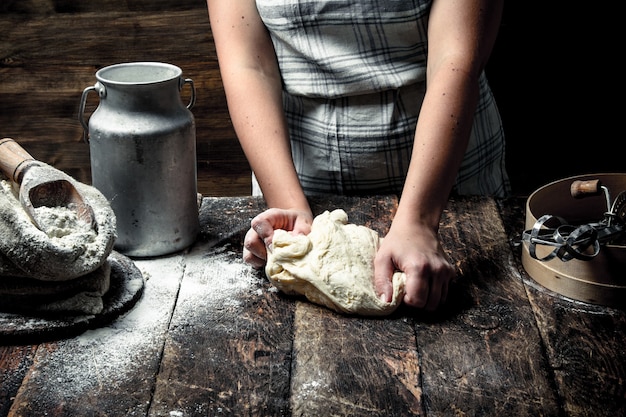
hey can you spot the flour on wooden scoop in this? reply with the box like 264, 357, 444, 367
265, 209, 405, 316
0, 176, 116, 281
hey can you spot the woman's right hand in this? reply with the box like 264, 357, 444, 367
243, 208, 314, 269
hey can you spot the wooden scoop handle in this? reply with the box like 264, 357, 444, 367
0, 138, 37, 184
570, 179, 602, 199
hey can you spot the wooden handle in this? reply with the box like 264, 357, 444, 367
570, 179, 602, 199
0, 138, 36, 184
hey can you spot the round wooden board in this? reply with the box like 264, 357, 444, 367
0, 251, 144, 344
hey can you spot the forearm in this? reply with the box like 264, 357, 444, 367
208, 0, 309, 212
395, 0, 502, 230
396, 68, 478, 231
222, 70, 309, 212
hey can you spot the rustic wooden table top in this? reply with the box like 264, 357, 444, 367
1, 195, 625, 417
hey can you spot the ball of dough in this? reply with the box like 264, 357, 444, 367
266, 209, 405, 316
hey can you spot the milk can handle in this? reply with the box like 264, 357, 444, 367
182, 78, 196, 109
79, 83, 105, 144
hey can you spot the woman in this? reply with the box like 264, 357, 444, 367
206, 0, 509, 311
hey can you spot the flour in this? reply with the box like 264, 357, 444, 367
31, 204, 106, 274
25, 254, 179, 402
0, 175, 116, 281
174, 244, 266, 318
33, 204, 97, 242
33, 205, 92, 237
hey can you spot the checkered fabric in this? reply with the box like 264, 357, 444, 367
255, 0, 510, 197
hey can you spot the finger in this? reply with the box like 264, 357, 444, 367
424, 264, 455, 310
243, 228, 267, 267
424, 278, 442, 311
403, 266, 430, 308
373, 256, 395, 303
439, 265, 455, 306
243, 247, 266, 269
251, 217, 275, 247
440, 278, 449, 306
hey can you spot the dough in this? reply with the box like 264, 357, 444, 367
266, 209, 405, 316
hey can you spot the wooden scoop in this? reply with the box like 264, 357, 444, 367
0, 138, 96, 231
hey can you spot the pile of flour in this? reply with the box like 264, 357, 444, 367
34, 204, 97, 244
0, 172, 116, 280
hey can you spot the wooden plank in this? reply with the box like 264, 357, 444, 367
526, 288, 626, 417
0, 10, 212, 65
288, 196, 423, 416
151, 196, 417, 416
291, 303, 422, 416
6, 254, 186, 416
0, 0, 204, 14
498, 197, 626, 417
0, 345, 37, 417
416, 197, 561, 415
149, 197, 298, 416
149, 242, 295, 416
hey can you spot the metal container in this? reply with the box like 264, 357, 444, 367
79, 62, 199, 257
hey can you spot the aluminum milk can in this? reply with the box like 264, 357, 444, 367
79, 62, 199, 257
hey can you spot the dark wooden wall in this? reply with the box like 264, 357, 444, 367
0, 0, 250, 197
1, 1, 621, 197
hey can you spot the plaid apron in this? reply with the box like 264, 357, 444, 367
255, 0, 510, 197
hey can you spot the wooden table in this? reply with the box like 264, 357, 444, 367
1, 195, 625, 417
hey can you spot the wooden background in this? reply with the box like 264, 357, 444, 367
0, 0, 621, 197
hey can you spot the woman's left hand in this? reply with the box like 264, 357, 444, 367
374, 220, 455, 311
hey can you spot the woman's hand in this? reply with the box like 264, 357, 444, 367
243, 208, 314, 269
374, 219, 455, 311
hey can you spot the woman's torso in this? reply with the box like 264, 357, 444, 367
256, 0, 432, 98
256, 0, 510, 197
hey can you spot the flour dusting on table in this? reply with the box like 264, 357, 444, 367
24, 255, 182, 402
176, 244, 265, 317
